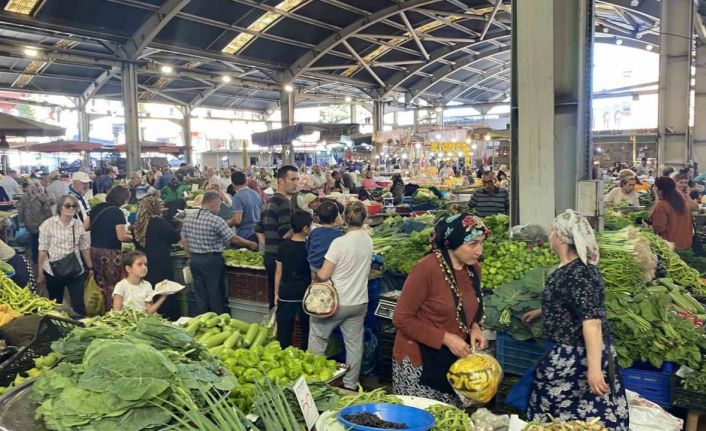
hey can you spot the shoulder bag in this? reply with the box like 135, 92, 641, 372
49, 224, 83, 278
302, 280, 338, 318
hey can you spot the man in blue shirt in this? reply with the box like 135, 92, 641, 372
231, 171, 263, 243
156, 166, 174, 190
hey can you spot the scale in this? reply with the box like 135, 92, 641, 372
374, 290, 402, 320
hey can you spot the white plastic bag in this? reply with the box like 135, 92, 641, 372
626, 390, 683, 431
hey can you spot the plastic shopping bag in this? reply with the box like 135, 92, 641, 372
83, 276, 105, 317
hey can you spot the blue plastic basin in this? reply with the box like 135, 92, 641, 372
337, 403, 436, 431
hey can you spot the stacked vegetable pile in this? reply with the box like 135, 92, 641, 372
480, 241, 557, 289
640, 230, 706, 295
184, 312, 271, 352
412, 187, 440, 204
222, 249, 265, 269
0, 273, 57, 315
30, 311, 236, 431
372, 215, 435, 274
524, 418, 608, 430
484, 268, 546, 340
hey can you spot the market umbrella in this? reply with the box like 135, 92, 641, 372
11, 140, 103, 153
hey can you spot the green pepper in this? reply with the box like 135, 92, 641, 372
231, 366, 245, 377
256, 360, 274, 372
239, 351, 258, 368
267, 367, 286, 379
318, 369, 333, 381
242, 368, 261, 383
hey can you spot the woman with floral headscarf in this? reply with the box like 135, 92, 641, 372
392, 213, 489, 405
522, 210, 628, 429
131, 195, 181, 320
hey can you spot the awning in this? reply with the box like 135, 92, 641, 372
11, 140, 102, 153
251, 124, 304, 147
0, 113, 65, 137
251, 123, 360, 147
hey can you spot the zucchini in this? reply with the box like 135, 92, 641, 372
197, 312, 217, 322
184, 319, 201, 335
223, 331, 241, 349
201, 330, 233, 348
204, 316, 220, 328
228, 318, 251, 332
243, 323, 259, 347
249, 326, 269, 350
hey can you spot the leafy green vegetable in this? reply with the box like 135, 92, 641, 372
222, 249, 265, 268
484, 268, 546, 340
480, 240, 557, 289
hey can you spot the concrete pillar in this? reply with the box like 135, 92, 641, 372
693, 43, 706, 167
121, 62, 140, 173
280, 90, 295, 164
511, 0, 593, 226
77, 104, 91, 169
657, 0, 693, 169
372, 101, 384, 157
182, 108, 193, 165
350, 104, 357, 124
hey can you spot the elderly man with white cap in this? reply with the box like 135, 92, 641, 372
68, 171, 91, 227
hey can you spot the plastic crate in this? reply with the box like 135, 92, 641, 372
671, 377, 706, 413
622, 362, 673, 408
0, 315, 83, 387
410, 202, 437, 212
495, 332, 545, 376
227, 267, 269, 303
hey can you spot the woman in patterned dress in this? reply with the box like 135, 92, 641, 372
522, 210, 629, 430
391, 213, 488, 406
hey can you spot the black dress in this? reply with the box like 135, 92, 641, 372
135, 217, 181, 320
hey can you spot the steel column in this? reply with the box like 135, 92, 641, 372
512, 0, 593, 227
657, 0, 694, 169
182, 108, 193, 165
372, 101, 384, 155
121, 62, 141, 172
77, 104, 91, 168
280, 90, 295, 164
694, 43, 706, 167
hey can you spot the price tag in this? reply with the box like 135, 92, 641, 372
292, 376, 319, 430
191, 183, 199, 192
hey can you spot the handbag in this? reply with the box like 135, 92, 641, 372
302, 281, 338, 317
49, 224, 83, 279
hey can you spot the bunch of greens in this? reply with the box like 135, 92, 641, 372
253, 378, 301, 431
604, 212, 633, 231
482, 214, 509, 242
681, 368, 706, 392
283, 381, 340, 427
480, 241, 557, 289
381, 228, 432, 274
607, 281, 706, 368
33, 314, 234, 431
484, 268, 547, 340
336, 387, 403, 409
640, 230, 706, 294
598, 227, 657, 283
425, 404, 474, 431
412, 187, 439, 203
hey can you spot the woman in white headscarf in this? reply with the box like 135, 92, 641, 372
521, 210, 628, 429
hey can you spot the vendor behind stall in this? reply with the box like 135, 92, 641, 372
392, 213, 488, 406
604, 176, 639, 206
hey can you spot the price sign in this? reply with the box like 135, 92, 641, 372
292, 376, 319, 430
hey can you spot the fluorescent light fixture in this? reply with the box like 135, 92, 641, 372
344, 96, 352, 103
284, 83, 294, 92
646, 45, 653, 51
5, 0, 40, 14
221, 75, 232, 83
23, 47, 38, 58
160, 65, 174, 74
615, 38, 623, 46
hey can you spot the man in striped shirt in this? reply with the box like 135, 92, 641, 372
256, 165, 299, 308
468, 171, 510, 217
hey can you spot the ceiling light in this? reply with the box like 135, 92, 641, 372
602, 27, 610, 33
160, 65, 174, 74
435, 106, 443, 113
266, 109, 272, 114
435, 134, 441, 140
646, 44, 653, 51
284, 83, 294, 92
457, 152, 463, 157
5, 0, 40, 14
615, 38, 623, 46
374, 155, 380, 159
484, 133, 491, 141
221, 75, 232, 83
344, 96, 352, 103
465, 138, 471, 144
451, 137, 458, 143
471, 143, 478, 150
23, 47, 38, 58
415, 143, 421, 149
